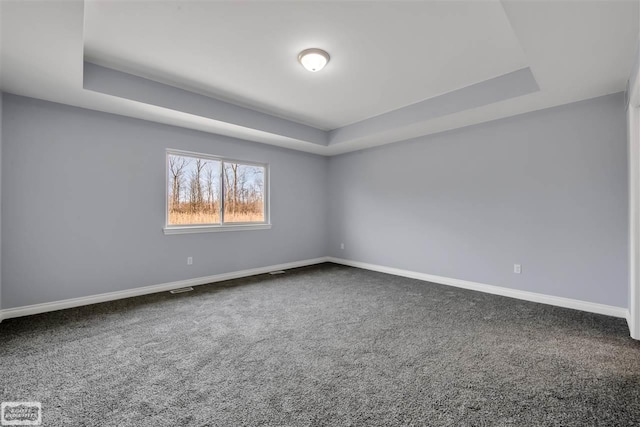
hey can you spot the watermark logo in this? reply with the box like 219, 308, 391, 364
1, 402, 41, 426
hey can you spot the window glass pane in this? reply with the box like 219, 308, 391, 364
223, 162, 265, 223
168, 154, 221, 225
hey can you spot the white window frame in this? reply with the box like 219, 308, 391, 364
163, 149, 271, 235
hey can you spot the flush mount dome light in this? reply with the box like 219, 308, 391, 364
298, 48, 330, 72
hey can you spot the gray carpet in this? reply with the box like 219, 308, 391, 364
1, 263, 639, 426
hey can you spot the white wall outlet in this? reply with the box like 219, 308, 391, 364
187, 256, 193, 265
340, 243, 345, 250
514, 264, 521, 274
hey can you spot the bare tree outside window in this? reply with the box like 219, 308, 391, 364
167, 152, 266, 226
223, 163, 265, 223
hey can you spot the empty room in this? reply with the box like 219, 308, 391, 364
1, 0, 640, 425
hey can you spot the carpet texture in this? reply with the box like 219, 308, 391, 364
1, 263, 639, 426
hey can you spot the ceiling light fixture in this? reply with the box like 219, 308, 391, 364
298, 48, 330, 72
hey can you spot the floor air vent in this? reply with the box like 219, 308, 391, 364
169, 287, 194, 294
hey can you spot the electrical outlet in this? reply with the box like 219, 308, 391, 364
514, 264, 521, 274
340, 243, 345, 250
187, 257, 193, 265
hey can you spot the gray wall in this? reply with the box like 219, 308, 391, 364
328, 93, 628, 308
1, 94, 328, 309
0, 92, 629, 310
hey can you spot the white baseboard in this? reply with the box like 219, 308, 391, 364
628, 311, 640, 339
0, 256, 629, 324
327, 257, 628, 319
0, 257, 329, 322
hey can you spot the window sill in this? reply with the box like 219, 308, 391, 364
163, 224, 272, 235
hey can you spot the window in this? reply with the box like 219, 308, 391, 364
164, 150, 269, 234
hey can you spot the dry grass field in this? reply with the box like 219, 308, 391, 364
169, 211, 264, 225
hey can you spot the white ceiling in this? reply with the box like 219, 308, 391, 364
1, 0, 638, 156
83, 0, 528, 131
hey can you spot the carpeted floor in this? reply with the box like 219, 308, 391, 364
1, 263, 639, 426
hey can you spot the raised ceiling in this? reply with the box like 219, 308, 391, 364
1, 0, 638, 155
83, 0, 529, 131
